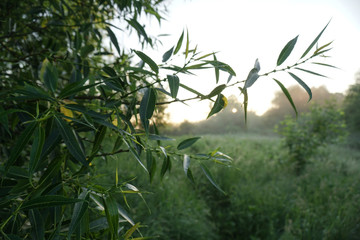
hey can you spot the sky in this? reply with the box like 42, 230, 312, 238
123, 0, 360, 123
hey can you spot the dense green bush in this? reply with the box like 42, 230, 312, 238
276, 103, 347, 173
343, 83, 360, 148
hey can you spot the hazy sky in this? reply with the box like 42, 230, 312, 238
125, 0, 360, 123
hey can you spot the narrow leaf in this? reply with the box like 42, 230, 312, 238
104, 195, 119, 236
254, 58, 261, 72
68, 190, 89, 239
204, 60, 236, 76
139, 88, 156, 133
311, 62, 339, 69
314, 41, 333, 55
179, 83, 205, 98
29, 126, 45, 176
162, 46, 173, 62
21, 195, 82, 209
124, 222, 141, 240
273, 79, 298, 116
134, 50, 159, 74
294, 67, 328, 78
301, 20, 330, 59
174, 30, 184, 55
160, 156, 170, 180
106, 27, 121, 55
288, 72, 312, 101
167, 75, 180, 98
185, 29, 190, 58
206, 84, 226, 99
200, 163, 225, 194
214, 54, 220, 84
29, 209, 45, 240
277, 35, 298, 66
177, 137, 201, 150
55, 116, 87, 166
6, 122, 37, 171
239, 87, 248, 124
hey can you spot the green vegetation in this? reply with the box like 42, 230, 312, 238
0, 0, 348, 239
276, 102, 347, 174
95, 134, 360, 239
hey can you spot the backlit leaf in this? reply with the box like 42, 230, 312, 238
294, 67, 328, 78
174, 30, 184, 54
301, 20, 330, 59
124, 222, 140, 240
206, 84, 226, 99
179, 83, 205, 98
134, 50, 159, 74
185, 29, 189, 58
214, 54, 220, 84
277, 35, 298, 66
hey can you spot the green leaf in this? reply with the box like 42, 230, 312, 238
206, 84, 226, 99
273, 79, 298, 116
185, 29, 190, 58
174, 30, 184, 55
183, 154, 190, 176
126, 18, 149, 43
294, 67, 328, 78
288, 72, 312, 101
134, 50, 159, 74
277, 35, 298, 66
104, 195, 119, 236
91, 125, 107, 155
29, 126, 45, 176
106, 27, 120, 55
314, 41, 333, 55
239, 87, 248, 124
29, 209, 45, 240
301, 20, 330, 59
160, 156, 170, 180
177, 137, 201, 150
254, 58, 261, 72
311, 62, 338, 69
80, 44, 95, 58
204, 60, 236, 76
162, 46, 173, 62
59, 82, 100, 99
167, 75, 180, 98
179, 83, 205, 98
244, 68, 260, 89
40, 59, 58, 93
55, 116, 87, 166
6, 121, 37, 171
124, 222, 141, 240
74, 30, 82, 50
68, 190, 89, 239
139, 88, 156, 133
207, 94, 227, 119
200, 163, 225, 194
146, 150, 156, 183
21, 195, 82, 210
214, 54, 220, 84
123, 139, 148, 173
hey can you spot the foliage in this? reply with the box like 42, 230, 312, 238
264, 85, 344, 128
0, 0, 335, 238
343, 83, 360, 148
97, 134, 360, 239
276, 103, 347, 173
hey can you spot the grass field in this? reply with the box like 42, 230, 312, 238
94, 133, 360, 239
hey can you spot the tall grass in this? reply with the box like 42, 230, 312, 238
94, 133, 360, 239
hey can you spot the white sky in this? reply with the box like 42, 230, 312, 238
123, 0, 360, 123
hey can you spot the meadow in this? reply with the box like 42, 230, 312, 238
93, 133, 360, 239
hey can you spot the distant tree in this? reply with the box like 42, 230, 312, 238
276, 103, 347, 174
343, 73, 360, 148
264, 85, 344, 127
